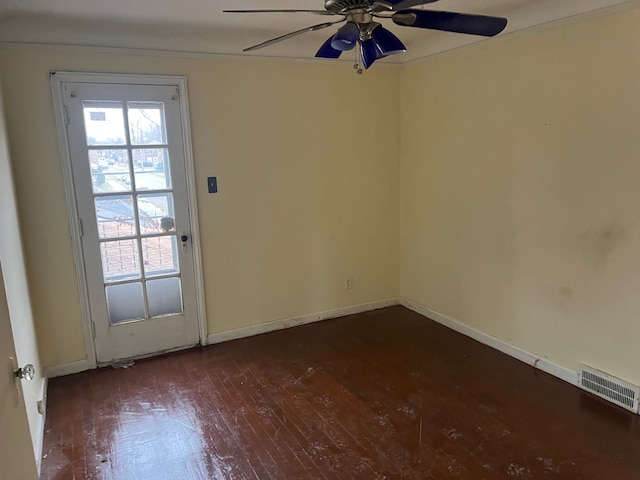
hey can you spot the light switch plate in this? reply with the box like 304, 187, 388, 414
207, 177, 217, 194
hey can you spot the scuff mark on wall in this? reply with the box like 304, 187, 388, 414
577, 223, 628, 268
558, 287, 573, 300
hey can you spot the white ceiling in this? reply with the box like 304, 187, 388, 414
0, 0, 634, 63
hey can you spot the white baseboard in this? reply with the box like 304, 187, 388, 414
44, 298, 577, 389
400, 297, 578, 386
208, 297, 400, 345
45, 359, 91, 378
44, 299, 400, 378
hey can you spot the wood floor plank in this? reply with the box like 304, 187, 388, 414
40, 306, 640, 479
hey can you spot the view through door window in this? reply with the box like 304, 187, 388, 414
83, 100, 183, 324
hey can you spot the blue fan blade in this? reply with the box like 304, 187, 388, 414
393, 10, 507, 37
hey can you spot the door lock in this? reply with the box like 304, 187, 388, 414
180, 234, 189, 253
14, 364, 35, 381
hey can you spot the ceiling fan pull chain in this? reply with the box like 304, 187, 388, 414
353, 47, 363, 75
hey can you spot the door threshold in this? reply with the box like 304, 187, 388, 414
98, 342, 200, 368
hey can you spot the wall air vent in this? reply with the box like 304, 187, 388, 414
577, 364, 639, 413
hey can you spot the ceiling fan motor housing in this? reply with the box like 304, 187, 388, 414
324, 0, 372, 14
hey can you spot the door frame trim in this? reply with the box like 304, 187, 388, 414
51, 71, 208, 368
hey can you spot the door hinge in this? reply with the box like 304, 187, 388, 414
171, 88, 179, 101
78, 218, 84, 237
63, 105, 70, 126
90, 321, 96, 339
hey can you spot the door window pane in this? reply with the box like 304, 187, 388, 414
89, 149, 131, 193
137, 193, 174, 235
147, 277, 182, 317
95, 195, 137, 239
142, 236, 179, 277
83, 101, 127, 146
100, 239, 141, 281
132, 148, 171, 190
127, 102, 167, 145
106, 282, 145, 324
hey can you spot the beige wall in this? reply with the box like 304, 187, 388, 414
401, 6, 640, 385
0, 82, 44, 467
0, 47, 400, 367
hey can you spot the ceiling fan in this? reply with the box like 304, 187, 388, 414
224, 0, 507, 70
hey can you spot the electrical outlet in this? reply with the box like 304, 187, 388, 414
345, 276, 353, 290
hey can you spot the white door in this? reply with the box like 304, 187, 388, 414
56, 77, 202, 364
0, 264, 39, 480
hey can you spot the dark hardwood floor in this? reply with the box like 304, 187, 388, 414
41, 306, 640, 479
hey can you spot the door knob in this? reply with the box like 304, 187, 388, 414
181, 235, 188, 243
14, 364, 35, 381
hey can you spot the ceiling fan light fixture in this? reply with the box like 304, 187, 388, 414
360, 38, 381, 69
226, 3, 509, 71
371, 25, 406, 56
330, 22, 360, 51
315, 36, 342, 58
